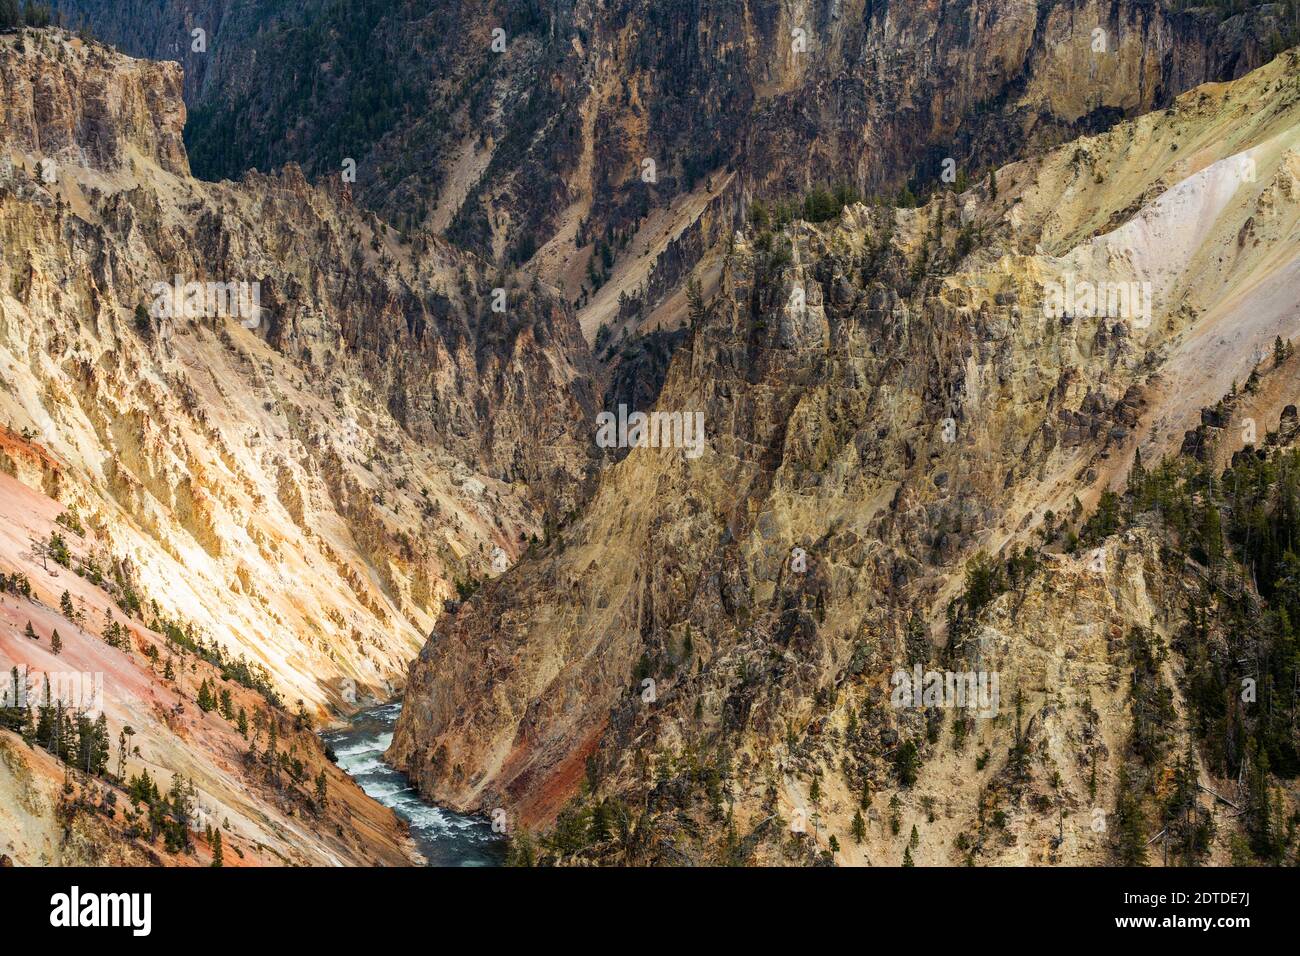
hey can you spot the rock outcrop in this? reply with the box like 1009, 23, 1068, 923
389, 47, 1300, 863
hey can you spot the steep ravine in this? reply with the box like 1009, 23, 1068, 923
0, 29, 597, 713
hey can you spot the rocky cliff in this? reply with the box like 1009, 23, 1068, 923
0, 29, 595, 865
1, 29, 596, 712
388, 47, 1300, 864
52, 0, 1300, 352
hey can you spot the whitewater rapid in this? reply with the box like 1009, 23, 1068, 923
322, 702, 505, 866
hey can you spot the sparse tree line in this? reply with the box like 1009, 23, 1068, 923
1, 506, 333, 862
15, 509, 282, 706
0, 663, 231, 861
940, 418, 1300, 866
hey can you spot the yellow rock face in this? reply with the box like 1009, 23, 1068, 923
390, 48, 1300, 864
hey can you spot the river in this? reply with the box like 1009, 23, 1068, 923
321, 702, 506, 866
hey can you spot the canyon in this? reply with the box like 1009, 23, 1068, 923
1, 0, 1298, 867
0, 26, 592, 863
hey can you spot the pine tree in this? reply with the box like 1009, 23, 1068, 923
909, 823, 920, 849
828, 835, 840, 854
314, 769, 327, 810
266, 712, 279, 782
129, 767, 157, 805
76, 714, 98, 774
1245, 743, 1282, 861
1114, 766, 1147, 865
0, 666, 25, 732
210, 828, 223, 867
902, 845, 915, 867
24, 620, 37, 640
1199, 498, 1224, 568
93, 713, 110, 775
117, 725, 135, 781
686, 279, 706, 329
197, 678, 214, 713
35, 676, 53, 746
165, 773, 192, 853
50, 629, 62, 655
587, 799, 613, 843
50, 700, 67, 761
895, 739, 921, 786
60, 590, 74, 618
851, 808, 866, 844
236, 706, 248, 738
